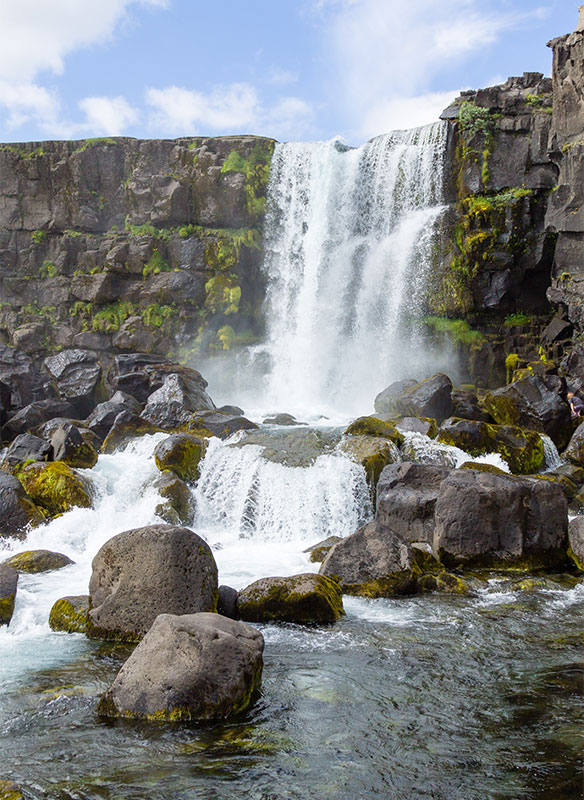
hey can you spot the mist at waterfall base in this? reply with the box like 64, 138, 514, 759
202, 124, 458, 421
0, 125, 582, 800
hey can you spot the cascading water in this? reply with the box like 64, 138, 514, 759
246, 122, 448, 418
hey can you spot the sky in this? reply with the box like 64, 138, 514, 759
0, 0, 577, 146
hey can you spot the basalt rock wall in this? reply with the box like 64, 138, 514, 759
0, 135, 275, 360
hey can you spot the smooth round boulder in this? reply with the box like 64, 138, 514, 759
48, 595, 89, 633
154, 434, 205, 483
96, 612, 264, 721
0, 566, 18, 626
0, 472, 45, 539
238, 573, 344, 625
344, 416, 404, 446
2, 550, 73, 574
16, 462, 93, 517
87, 524, 218, 642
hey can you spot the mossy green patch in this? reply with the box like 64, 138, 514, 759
16, 462, 93, 517
48, 596, 88, 633
344, 416, 404, 445
154, 435, 205, 483
220, 141, 275, 220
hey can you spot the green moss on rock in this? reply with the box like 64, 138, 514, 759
344, 416, 404, 446
2, 549, 73, 574
48, 595, 89, 633
238, 573, 345, 624
16, 462, 93, 516
154, 434, 205, 483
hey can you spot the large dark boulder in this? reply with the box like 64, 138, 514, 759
0, 565, 18, 626
43, 349, 102, 417
87, 524, 218, 642
238, 574, 345, 624
100, 411, 161, 454
140, 373, 215, 430
319, 521, 420, 597
85, 391, 143, 441
113, 354, 214, 410
0, 472, 45, 538
2, 399, 76, 441
153, 434, 205, 482
0, 380, 10, 428
339, 435, 400, 493
437, 417, 544, 474
433, 469, 568, 569
97, 612, 264, 721
395, 374, 454, 424
0, 345, 47, 410
483, 375, 572, 449
374, 379, 417, 416
450, 389, 491, 422
1, 433, 52, 468
50, 422, 98, 468
562, 420, 584, 467
376, 462, 451, 544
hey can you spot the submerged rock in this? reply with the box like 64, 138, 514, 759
154, 433, 205, 483
262, 413, 301, 426
0, 472, 45, 539
238, 573, 345, 624
87, 524, 218, 642
2, 550, 73, 574
97, 612, 264, 722
49, 595, 89, 633
0, 566, 18, 626
16, 462, 93, 517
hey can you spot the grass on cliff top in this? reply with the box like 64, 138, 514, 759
423, 316, 486, 346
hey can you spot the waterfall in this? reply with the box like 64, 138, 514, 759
254, 122, 448, 418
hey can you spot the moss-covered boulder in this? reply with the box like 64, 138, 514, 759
48, 595, 89, 633
483, 375, 572, 449
153, 470, 195, 525
0, 566, 18, 626
16, 462, 93, 517
417, 571, 472, 595
303, 536, 343, 563
97, 613, 264, 722
2, 549, 73, 574
437, 417, 544, 474
339, 435, 400, 493
154, 434, 205, 483
50, 421, 98, 469
0, 780, 24, 800
238, 573, 344, 624
0, 472, 45, 539
343, 416, 404, 446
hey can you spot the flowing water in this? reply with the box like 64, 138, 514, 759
1, 125, 582, 798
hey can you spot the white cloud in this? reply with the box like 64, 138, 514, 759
316, 0, 551, 138
146, 83, 315, 139
0, 0, 166, 136
78, 96, 139, 135
267, 68, 299, 86
360, 90, 460, 136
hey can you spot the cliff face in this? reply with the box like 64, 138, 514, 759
0, 135, 275, 358
545, 25, 584, 326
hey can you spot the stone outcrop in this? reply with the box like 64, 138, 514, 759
0, 136, 274, 360
87, 524, 218, 642
96, 612, 264, 722
238, 573, 345, 624
0, 472, 45, 538
0, 565, 18, 626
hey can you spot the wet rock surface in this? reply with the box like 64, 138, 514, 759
238, 573, 345, 624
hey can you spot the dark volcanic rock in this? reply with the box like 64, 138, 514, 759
303, 536, 343, 563
562, 420, 584, 467
188, 411, 258, 439
0, 565, 18, 626
96, 612, 264, 721
0, 472, 45, 539
2, 433, 52, 467
85, 391, 143, 441
483, 375, 571, 448
433, 469, 568, 568
376, 462, 452, 544
17, 462, 93, 517
395, 374, 454, 425
238, 573, 345, 624
50, 421, 98, 468
153, 471, 195, 526
319, 521, 418, 597
87, 524, 218, 642
567, 516, 584, 570
2, 399, 77, 441
374, 379, 418, 416
217, 585, 239, 619
100, 411, 161, 454
0, 345, 47, 410
140, 373, 215, 430
43, 349, 102, 417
